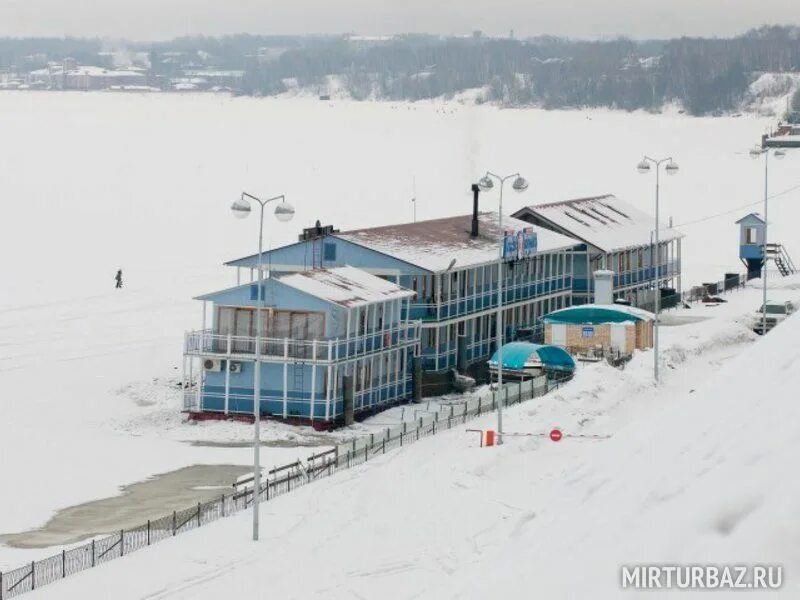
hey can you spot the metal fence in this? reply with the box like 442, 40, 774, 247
636, 272, 750, 314
0, 374, 568, 599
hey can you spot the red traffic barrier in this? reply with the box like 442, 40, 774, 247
485, 429, 496, 447
549, 428, 563, 442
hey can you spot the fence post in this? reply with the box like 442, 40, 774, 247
265, 480, 270, 501
147, 520, 151, 545
433, 421, 437, 435
91, 539, 96, 567
1, 570, 3, 600
172, 511, 177, 536
120, 530, 124, 557
400, 432, 403, 447
197, 503, 201, 527
62, 549, 66, 578
364, 446, 368, 462
382, 439, 386, 454
347, 450, 351, 468
30, 562, 34, 590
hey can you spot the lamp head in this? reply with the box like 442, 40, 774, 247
231, 196, 251, 219
274, 201, 295, 222
512, 176, 529, 192
637, 160, 651, 174
665, 160, 679, 175
478, 175, 494, 191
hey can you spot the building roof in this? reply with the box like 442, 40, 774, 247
735, 212, 765, 225
513, 194, 684, 254
277, 266, 414, 308
335, 211, 578, 273
543, 304, 655, 324
488, 342, 576, 372
195, 266, 413, 309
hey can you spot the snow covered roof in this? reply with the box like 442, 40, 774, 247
335, 212, 579, 273
735, 212, 765, 224
543, 303, 655, 324
194, 266, 413, 309
513, 194, 684, 254
277, 266, 414, 308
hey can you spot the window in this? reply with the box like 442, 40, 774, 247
323, 242, 337, 261
745, 227, 758, 245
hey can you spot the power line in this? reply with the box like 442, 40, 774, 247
673, 182, 800, 229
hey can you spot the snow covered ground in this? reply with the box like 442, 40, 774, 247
1, 91, 800, 582
25, 275, 800, 599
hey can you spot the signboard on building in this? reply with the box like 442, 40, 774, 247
502, 228, 538, 260
581, 326, 595, 338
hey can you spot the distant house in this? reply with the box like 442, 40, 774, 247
184, 266, 420, 424
512, 195, 684, 309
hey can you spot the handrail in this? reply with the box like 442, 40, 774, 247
184, 320, 421, 362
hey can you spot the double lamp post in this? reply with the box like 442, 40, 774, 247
231, 192, 295, 541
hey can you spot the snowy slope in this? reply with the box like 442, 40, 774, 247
25, 281, 800, 599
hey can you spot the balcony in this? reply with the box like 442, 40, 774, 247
184, 320, 421, 364
406, 275, 572, 322
573, 261, 680, 292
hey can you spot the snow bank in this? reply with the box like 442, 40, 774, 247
27, 281, 800, 598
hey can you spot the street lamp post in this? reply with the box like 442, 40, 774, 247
478, 171, 529, 445
231, 191, 295, 541
750, 145, 786, 336
636, 156, 679, 384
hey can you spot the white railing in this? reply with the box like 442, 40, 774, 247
184, 321, 421, 363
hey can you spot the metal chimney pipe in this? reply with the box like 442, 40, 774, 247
471, 184, 480, 237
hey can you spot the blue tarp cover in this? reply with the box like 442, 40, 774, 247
488, 342, 576, 372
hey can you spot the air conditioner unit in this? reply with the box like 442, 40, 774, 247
203, 358, 224, 372
228, 361, 243, 374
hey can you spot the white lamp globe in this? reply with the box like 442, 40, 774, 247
231, 197, 251, 219
274, 201, 295, 223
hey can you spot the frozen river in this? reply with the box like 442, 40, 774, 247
0, 91, 797, 566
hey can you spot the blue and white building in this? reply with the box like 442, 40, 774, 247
183, 266, 420, 424
512, 194, 684, 308
222, 210, 578, 393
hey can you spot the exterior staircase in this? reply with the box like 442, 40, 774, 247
765, 243, 796, 277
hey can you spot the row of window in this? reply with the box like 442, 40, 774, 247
409, 252, 572, 304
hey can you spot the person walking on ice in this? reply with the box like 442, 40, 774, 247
115, 269, 123, 289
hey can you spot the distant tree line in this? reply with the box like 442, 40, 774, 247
234, 27, 800, 114
3, 27, 800, 115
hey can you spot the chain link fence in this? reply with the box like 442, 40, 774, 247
0, 373, 569, 599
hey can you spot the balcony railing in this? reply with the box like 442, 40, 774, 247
573, 261, 680, 292
184, 320, 421, 363
406, 275, 571, 322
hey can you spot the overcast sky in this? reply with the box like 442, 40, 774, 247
1, 0, 799, 41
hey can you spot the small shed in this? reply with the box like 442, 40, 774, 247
736, 213, 766, 280
543, 304, 654, 356
488, 342, 576, 378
